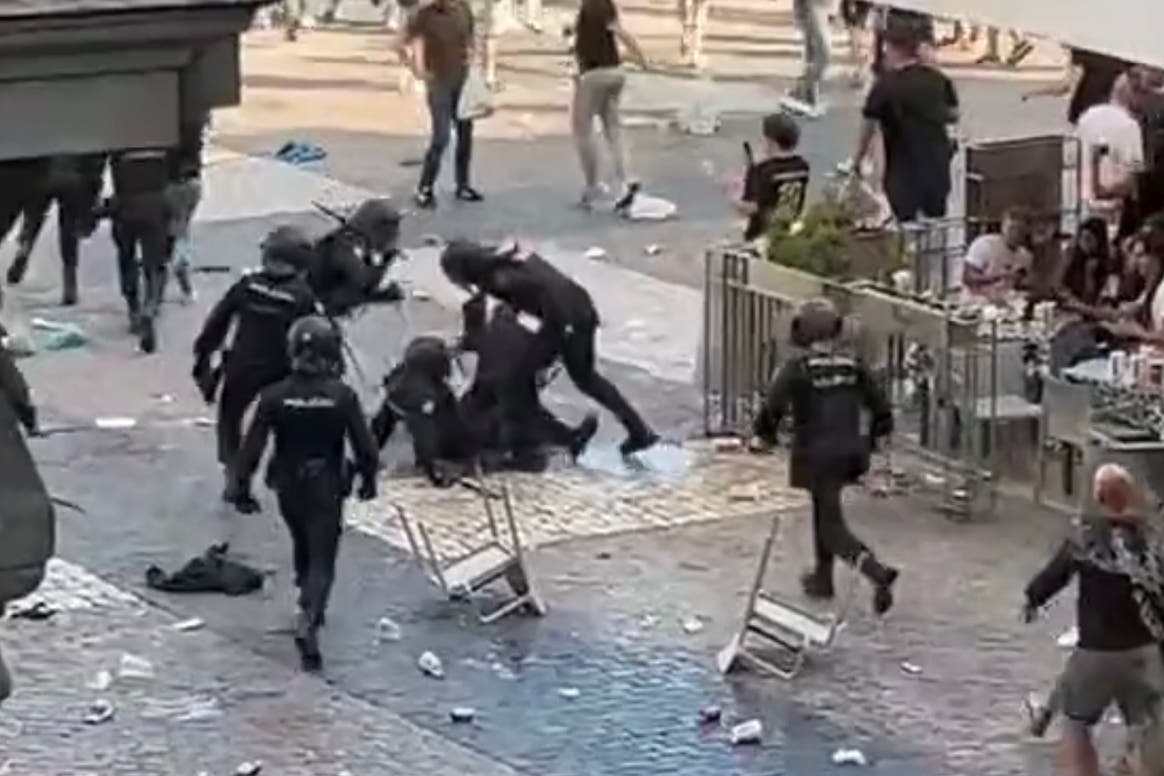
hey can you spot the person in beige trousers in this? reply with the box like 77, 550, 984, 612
569, 0, 648, 210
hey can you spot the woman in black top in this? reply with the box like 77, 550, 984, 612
1058, 218, 1119, 313
570, 0, 647, 210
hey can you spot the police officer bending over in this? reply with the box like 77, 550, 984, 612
230, 316, 379, 672
193, 226, 320, 505
440, 240, 657, 456
751, 299, 899, 616
458, 294, 598, 468
310, 198, 406, 318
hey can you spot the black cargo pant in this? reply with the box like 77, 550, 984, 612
217, 363, 289, 467
275, 465, 343, 622
525, 315, 651, 442
112, 196, 170, 324
464, 374, 575, 458
14, 184, 87, 290
809, 476, 871, 580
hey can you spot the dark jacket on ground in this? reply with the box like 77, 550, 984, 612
1026, 531, 1157, 652
753, 345, 893, 489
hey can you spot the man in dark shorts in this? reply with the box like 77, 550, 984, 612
734, 113, 810, 242
852, 22, 957, 222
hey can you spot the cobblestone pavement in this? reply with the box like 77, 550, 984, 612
349, 442, 804, 558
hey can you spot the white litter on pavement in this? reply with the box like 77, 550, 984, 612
624, 194, 677, 222
82, 699, 116, 725
417, 651, 445, 679
95, 417, 137, 430
87, 670, 114, 691
681, 617, 705, 634
832, 748, 868, 766
558, 687, 581, 699
1057, 627, 1079, 648
584, 247, 608, 261
116, 653, 155, 681
172, 618, 205, 633
450, 707, 476, 723
730, 719, 763, 745
377, 616, 402, 642
900, 661, 923, 675
235, 762, 263, 776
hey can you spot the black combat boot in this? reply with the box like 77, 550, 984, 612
126, 296, 141, 335
569, 414, 599, 460
61, 264, 78, 306
293, 610, 322, 672
800, 568, 835, 600
138, 314, 157, 354
859, 554, 899, 616
619, 429, 659, 457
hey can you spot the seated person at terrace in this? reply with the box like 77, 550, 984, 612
1056, 217, 1122, 317
959, 208, 1032, 300
1097, 225, 1164, 350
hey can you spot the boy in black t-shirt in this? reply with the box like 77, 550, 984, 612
735, 113, 811, 242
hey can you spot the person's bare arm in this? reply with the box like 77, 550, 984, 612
852, 119, 876, 171
395, 25, 423, 78
612, 21, 647, 69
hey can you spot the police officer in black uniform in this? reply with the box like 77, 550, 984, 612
458, 294, 598, 467
372, 335, 475, 486
231, 315, 379, 671
6, 154, 106, 306
107, 147, 173, 353
193, 225, 320, 503
751, 298, 899, 615
440, 240, 657, 456
309, 198, 405, 318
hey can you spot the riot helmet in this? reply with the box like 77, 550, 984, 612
346, 198, 401, 256
287, 315, 344, 376
261, 225, 315, 278
790, 297, 843, 348
402, 335, 452, 382
440, 240, 500, 290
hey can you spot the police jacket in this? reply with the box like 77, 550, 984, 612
111, 149, 170, 198
460, 297, 553, 388
235, 374, 378, 489
310, 232, 396, 318
372, 362, 475, 480
754, 344, 893, 488
475, 252, 596, 333
193, 271, 319, 373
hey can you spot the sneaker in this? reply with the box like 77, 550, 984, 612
800, 570, 835, 600
569, 413, 599, 459
414, 188, 436, 209
455, 185, 484, 202
1024, 693, 1053, 738
613, 181, 641, 213
619, 430, 659, 457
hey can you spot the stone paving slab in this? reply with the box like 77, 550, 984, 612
349, 443, 805, 559
0, 597, 520, 775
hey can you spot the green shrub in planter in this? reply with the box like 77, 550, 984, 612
765, 187, 905, 281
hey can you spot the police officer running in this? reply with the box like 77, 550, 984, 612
751, 299, 899, 615
107, 148, 173, 353
440, 240, 658, 456
194, 226, 320, 506
309, 198, 405, 319
230, 316, 380, 671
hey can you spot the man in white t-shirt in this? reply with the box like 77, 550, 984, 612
958, 207, 1032, 300
1077, 74, 1145, 236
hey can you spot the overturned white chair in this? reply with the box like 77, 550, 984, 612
717, 513, 858, 679
393, 470, 547, 624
